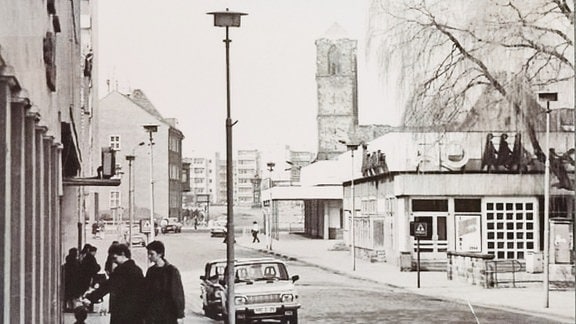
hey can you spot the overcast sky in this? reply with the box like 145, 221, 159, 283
97, 0, 400, 159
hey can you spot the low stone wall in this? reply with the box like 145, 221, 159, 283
447, 251, 494, 288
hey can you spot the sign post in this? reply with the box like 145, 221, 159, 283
412, 221, 428, 288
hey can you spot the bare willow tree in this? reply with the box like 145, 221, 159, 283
367, 0, 573, 130
367, 0, 574, 187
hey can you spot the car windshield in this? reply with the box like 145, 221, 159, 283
234, 262, 289, 282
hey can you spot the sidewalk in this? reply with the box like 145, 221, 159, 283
237, 232, 575, 324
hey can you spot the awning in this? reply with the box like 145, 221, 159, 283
262, 185, 342, 201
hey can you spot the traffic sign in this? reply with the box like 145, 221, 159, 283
414, 222, 427, 237
140, 219, 151, 233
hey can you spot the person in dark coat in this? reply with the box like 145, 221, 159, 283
78, 245, 100, 295
85, 243, 145, 324
63, 247, 81, 311
104, 241, 120, 276
144, 240, 185, 324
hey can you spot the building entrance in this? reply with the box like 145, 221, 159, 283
412, 214, 448, 260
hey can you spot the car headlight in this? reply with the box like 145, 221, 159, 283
215, 290, 222, 298
281, 294, 294, 302
234, 296, 247, 305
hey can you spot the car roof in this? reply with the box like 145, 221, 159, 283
207, 257, 277, 266
234, 258, 285, 266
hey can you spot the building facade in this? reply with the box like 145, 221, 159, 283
96, 89, 185, 224
343, 129, 574, 271
0, 0, 98, 322
182, 155, 217, 207
236, 149, 261, 207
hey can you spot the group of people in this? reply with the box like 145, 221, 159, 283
63, 244, 101, 312
64, 240, 185, 324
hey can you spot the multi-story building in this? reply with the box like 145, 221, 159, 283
0, 1, 98, 322
96, 89, 185, 223
183, 150, 262, 207
182, 155, 217, 207
236, 149, 261, 207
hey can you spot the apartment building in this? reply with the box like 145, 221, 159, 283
96, 89, 185, 223
184, 150, 262, 207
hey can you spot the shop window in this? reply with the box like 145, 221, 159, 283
412, 199, 448, 212
485, 199, 537, 260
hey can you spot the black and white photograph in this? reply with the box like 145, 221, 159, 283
0, 0, 575, 323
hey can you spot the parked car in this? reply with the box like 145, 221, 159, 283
199, 259, 227, 318
217, 258, 300, 324
161, 217, 182, 233
210, 219, 227, 237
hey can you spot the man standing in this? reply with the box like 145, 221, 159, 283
144, 240, 185, 324
84, 244, 145, 324
251, 221, 260, 243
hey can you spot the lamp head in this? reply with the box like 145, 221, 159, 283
266, 162, 275, 171
537, 92, 558, 102
207, 8, 247, 27
143, 124, 158, 133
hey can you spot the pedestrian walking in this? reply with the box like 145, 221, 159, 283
144, 240, 185, 324
84, 243, 145, 324
251, 221, 260, 243
194, 216, 198, 230
63, 247, 81, 311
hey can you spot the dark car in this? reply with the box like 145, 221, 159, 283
199, 259, 227, 318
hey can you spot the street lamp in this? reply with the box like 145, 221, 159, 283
207, 8, 247, 324
340, 140, 360, 271
537, 92, 558, 308
265, 162, 275, 250
126, 155, 135, 247
143, 124, 158, 243
126, 142, 145, 246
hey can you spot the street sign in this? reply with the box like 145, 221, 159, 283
414, 222, 427, 237
140, 219, 151, 233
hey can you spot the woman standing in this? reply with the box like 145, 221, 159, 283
144, 240, 185, 324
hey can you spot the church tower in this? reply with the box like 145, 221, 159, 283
315, 24, 358, 160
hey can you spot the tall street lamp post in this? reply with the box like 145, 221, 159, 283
266, 162, 275, 251
340, 141, 360, 271
537, 92, 558, 308
126, 155, 135, 247
207, 9, 247, 324
143, 124, 158, 243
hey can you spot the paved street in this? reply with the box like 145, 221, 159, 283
65, 230, 572, 323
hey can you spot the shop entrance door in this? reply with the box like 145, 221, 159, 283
413, 214, 448, 260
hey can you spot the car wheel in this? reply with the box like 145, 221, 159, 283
203, 306, 217, 319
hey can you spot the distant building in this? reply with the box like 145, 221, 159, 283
183, 155, 217, 207
236, 149, 261, 206
183, 150, 262, 207
96, 89, 185, 222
